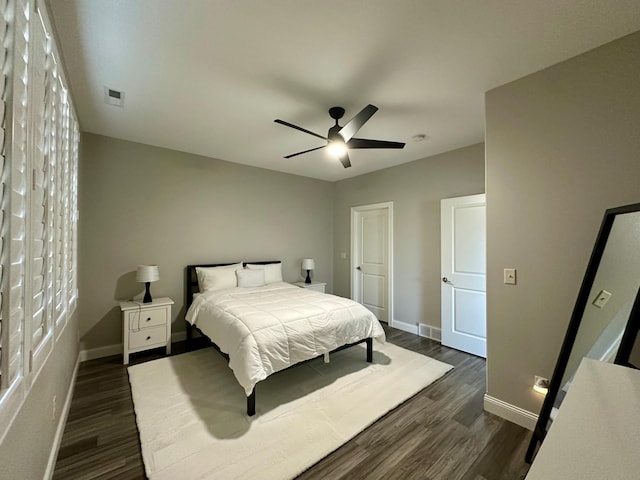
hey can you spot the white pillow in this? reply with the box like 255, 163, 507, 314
236, 268, 265, 288
246, 262, 283, 284
196, 263, 243, 292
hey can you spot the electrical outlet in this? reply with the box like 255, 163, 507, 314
52, 395, 57, 421
504, 268, 517, 285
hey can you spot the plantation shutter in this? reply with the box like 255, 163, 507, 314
68, 119, 78, 308
60, 90, 69, 314
0, 0, 10, 387
53, 76, 64, 324
47, 41, 57, 324
29, 8, 48, 350
8, 0, 29, 379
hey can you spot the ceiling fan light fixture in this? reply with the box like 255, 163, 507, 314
327, 141, 347, 157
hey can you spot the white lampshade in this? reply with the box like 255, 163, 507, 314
136, 265, 159, 283
301, 258, 315, 270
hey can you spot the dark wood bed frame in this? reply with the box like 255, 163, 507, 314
185, 261, 373, 416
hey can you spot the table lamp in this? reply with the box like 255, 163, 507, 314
136, 265, 159, 303
301, 258, 314, 284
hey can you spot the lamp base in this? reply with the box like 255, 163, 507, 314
305, 270, 311, 284
143, 282, 153, 303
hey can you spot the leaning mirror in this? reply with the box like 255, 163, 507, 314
525, 202, 640, 462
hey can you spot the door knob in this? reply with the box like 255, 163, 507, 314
356, 266, 362, 270
442, 277, 450, 283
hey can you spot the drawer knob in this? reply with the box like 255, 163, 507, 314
146, 317, 151, 322
146, 336, 151, 341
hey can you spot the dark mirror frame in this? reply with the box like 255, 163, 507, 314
525, 202, 640, 463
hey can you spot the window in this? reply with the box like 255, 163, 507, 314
0, 0, 79, 439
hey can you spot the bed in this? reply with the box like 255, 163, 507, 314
184, 261, 386, 416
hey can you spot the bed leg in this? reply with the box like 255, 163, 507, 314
186, 322, 193, 350
366, 337, 373, 363
247, 390, 256, 416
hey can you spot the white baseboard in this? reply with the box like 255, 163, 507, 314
44, 356, 79, 480
78, 331, 188, 362
391, 319, 418, 335
483, 394, 538, 431
78, 343, 121, 362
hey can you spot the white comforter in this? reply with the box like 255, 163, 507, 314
185, 282, 385, 395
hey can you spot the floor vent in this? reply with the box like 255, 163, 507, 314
419, 324, 442, 342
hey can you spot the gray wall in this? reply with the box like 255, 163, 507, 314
332, 144, 485, 331
79, 134, 334, 352
0, 311, 79, 480
485, 31, 640, 414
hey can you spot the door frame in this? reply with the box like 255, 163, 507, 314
350, 201, 394, 326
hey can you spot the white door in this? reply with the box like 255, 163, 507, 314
351, 202, 392, 323
441, 194, 486, 357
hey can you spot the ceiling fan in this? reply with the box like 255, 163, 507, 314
274, 104, 405, 168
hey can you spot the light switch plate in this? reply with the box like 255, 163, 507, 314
504, 268, 517, 285
593, 289, 612, 308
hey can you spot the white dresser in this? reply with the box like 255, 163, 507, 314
120, 297, 174, 364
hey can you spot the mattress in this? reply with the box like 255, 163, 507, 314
185, 282, 385, 395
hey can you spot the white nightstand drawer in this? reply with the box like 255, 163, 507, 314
127, 307, 168, 331
129, 325, 167, 349
120, 297, 174, 364
304, 283, 325, 293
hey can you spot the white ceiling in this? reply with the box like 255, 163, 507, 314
48, 0, 640, 182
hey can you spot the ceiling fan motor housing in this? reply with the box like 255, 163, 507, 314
328, 106, 345, 121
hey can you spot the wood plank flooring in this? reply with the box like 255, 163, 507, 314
53, 326, 531, 479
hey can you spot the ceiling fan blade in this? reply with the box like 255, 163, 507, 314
338, 104, 378, 142
337, 151, 351, 168
284, 145, 327, 159
274, 119, 327, 141
347, 138, 406, 149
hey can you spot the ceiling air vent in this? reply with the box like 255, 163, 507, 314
104, 86, 124, 107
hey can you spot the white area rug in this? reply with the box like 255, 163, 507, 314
128, 342, 453, 480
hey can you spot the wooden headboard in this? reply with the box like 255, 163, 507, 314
185, 261, 281, 309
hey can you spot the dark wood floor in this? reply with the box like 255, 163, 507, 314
53, 326, 531, 479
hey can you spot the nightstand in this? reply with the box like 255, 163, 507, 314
120, 297, 174, 365
293, 281, 326, 293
